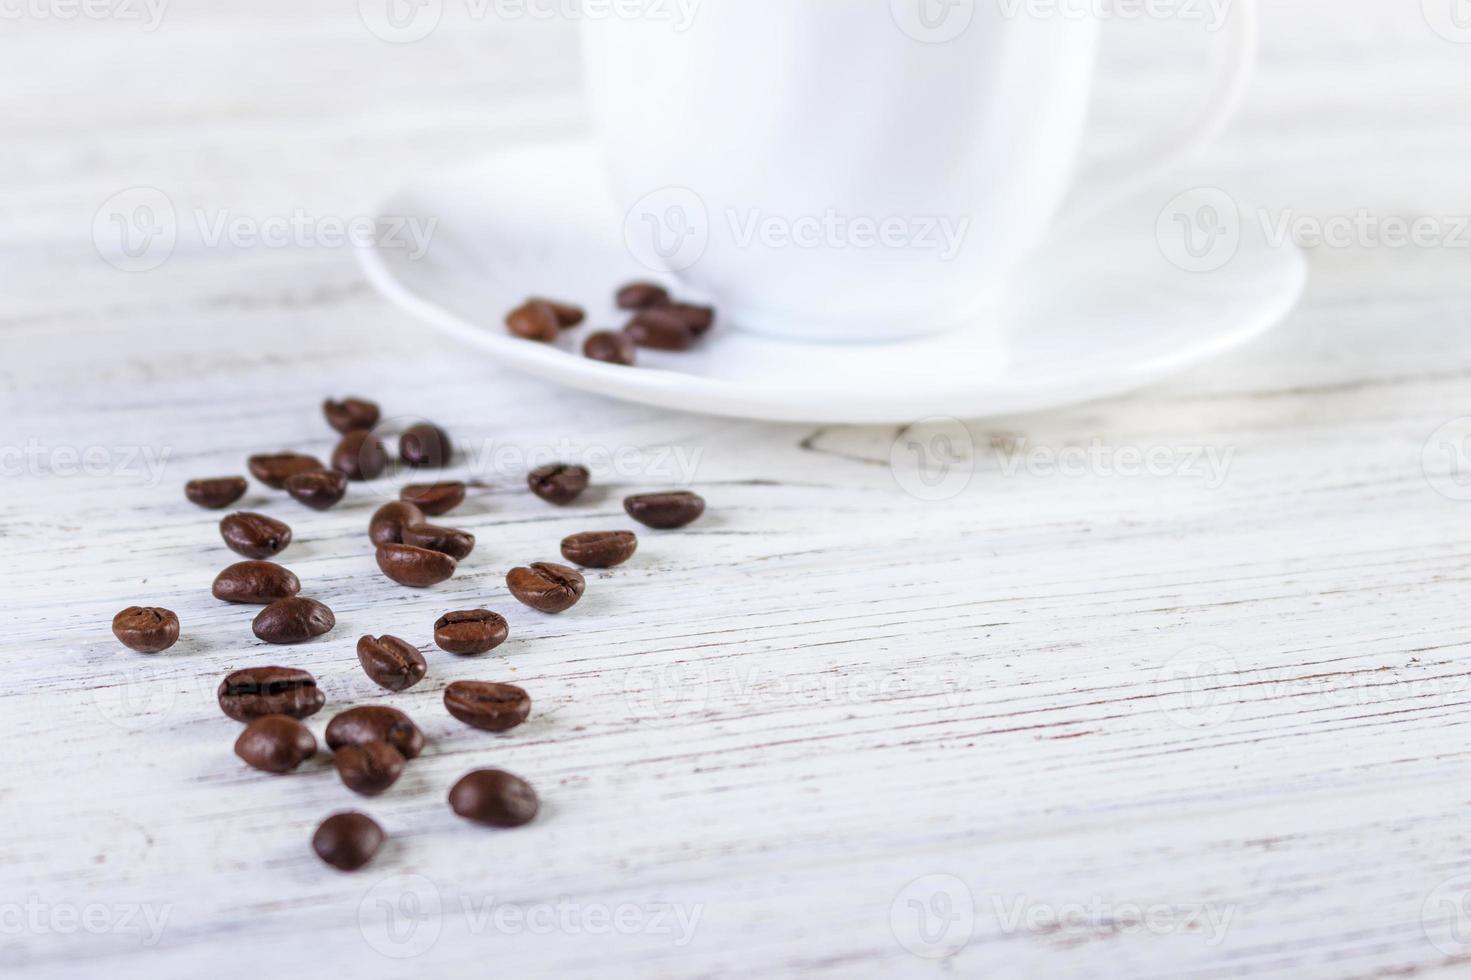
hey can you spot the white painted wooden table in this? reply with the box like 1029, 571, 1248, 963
7, 2, 1471, 977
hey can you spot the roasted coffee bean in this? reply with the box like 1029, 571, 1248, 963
527, 463, 589, 505
253, 596, 336, 644
376, 543, 457, 587
400, 481, 465, 516
334, 741, 405, 797
356, 635, 427, 692
218, 666, 324, 722
186, 476, 247, 509
583, 330, 636, 366
234, 715, 316, 773
400, 423, 452, 468
443, 681, 530, 733
528, 297, 585, 328
312, 812, 383, 872
506, 562, 585, 613
401, 523, 475, 561
505, 301, 560, 342
433, 609, 508, 655
249, 453, 325, 489
616, 281, 669, 310
624, 308, 696, 351
212, 560, 301, 604
560, 530, 638, 568
285, 469, 348, 510
369, 500, 425, 546
448, 769, 539, 827
219, 512, 292, 559
331, 430, 388, 481
667, 301, 715, 336
624, 490, 705, 529
326, 705, 424, 759
112, 606, 180, 653
323, 397, 380, 434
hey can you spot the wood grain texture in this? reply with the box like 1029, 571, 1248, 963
5, 2, 1471, 977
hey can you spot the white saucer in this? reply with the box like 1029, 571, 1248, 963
359, 141, 1305, 424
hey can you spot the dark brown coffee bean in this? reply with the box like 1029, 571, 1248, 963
248, 453, 325, 490
560, 530, 638, 568
218, 666, 324, 722
624, 490, 705, 529
253, 597, 336, 644
369, 500, 425, 546
400, 481, 465, 516
331, 430, 388, 481
400, 423, 452, 468
212, 560, 301, 604
616, 281, 669, 310
667, 301, 715, 336
312, 812, 383, 872
583, 330, 636, 366
528, 463, 589, 505
285, 469, 348, 510
219, 512, 292, 559
443, 681, 530, 733
334, 741, 405, 796
624, 308, 695, 351
234, 715, 316, 773
186, 476, 247, 509
356, 635, 427, 692
323, 397, 380, 434
505, 301, 560, 342
528, 297, 585, 327
401, 523, 475, 561
111, 606, 180, 653
433, 609, 508, 655
448, 769, 539, 827
506, 562, 585, 613
376, 543, 457, 587
326, 705, 424, 759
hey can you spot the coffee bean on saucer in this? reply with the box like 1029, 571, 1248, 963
448, 769, 539, 827
624, 308, 695, 351
616, 281, 669, 310
323, 397, 380, 434
433, 610, 508, 655
400, 481, 465, 516
186, 476, 248, 509
111, 606, 180, 653
560, 530, 637, 568
356, 635, 427, 692
583, 330, 636, 366
376, 543, 457, 587
528, 297, 585, 328
369, 500, 425, 546
401, 523, 475, 561
505, 301, 560, 342
253, 597, 336, 644
443, 681, 530, 733
528, 463, 589, 505
334, 741, 405, 796
506, 562, 584, 613
667, 302, 715, 336
220, 512, 292, 559
234, 715, 316, 773
326, 705, 424, 759
212, 560, 300, 604
312, 812, 383, 872
249, 453, 325, 490
285, 469, 348, 510
400, 423, 451, 468
331, 430, 388, 481
624, 491, 705, 529
218, 666, 324, 722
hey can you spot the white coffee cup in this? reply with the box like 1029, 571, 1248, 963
582, 0, 1258, 343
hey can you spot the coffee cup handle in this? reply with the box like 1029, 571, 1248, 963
1054, 0, 1258, 230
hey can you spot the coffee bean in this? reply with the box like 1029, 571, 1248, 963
253, 597, 336, 644
624, 308, 696, 351
443, 681, 530, 733
326, 705, 424, 759
334, 741, 405, 796
433, 609, 508, 655
285, 469, 348, 510
369, 500, 425, 546
218, 666, 324, 722
506, 562, 585, 613
219, 512, 292, 559
505, 301, 560, 342
528, 297, 585, 328
448, 769, 539, 827
528, 463, 589, 505
234, 715, 316, 773
312, 812, 383, 872
212, 560, 301, 604
401, 523, 475, 561
356, 635, 427, 692
331, 430, 388, 481
111, 606, 180, 653
560, 530, 638, 568
667, 302, 715, 335
248, 453, 325, 490
186, 476, 247, 509
624, 490, 705, 529
400, 481, 465, 516
400, 423, 452, 468
616, 281, 669, 310
323, 397, 380, 434
376, 543, 457, 587
583, 330, 636, 366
